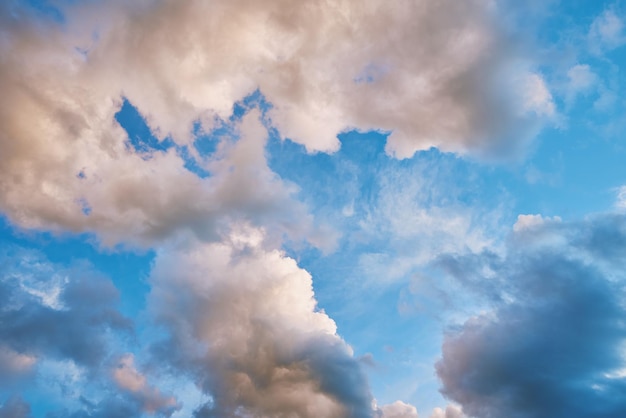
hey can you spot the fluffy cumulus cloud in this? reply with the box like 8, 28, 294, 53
429, 405, 465, 418
435, 214, 626, 418
0, 67, 315, 247
0, 0, 554, 245
378, 401, 419, 418
149, 226, 383, 417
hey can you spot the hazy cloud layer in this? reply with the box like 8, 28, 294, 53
436, 214, 626, 418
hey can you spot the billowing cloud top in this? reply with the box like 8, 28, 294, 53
0, 0, 554, 243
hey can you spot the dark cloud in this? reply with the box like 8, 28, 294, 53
435, 214, 626, 418
0, 246, 180, 417
0, 247, 132, 375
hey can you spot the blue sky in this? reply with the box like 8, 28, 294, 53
1, 1, 626, 417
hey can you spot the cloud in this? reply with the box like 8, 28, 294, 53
0, 72, 317, 247
343, 151, 504, 286
80, 0, 553, 159
615, 185, 626, 211
0, 396, 32, 418
565, 64, 598, 105
112, 354, 180, 416
55, 397, 150, 418
435, 214, 626, 418
589, 8, 626, 51
0, 0, 554, 245
376, 401, 466, 418
0, 345, 36, 385
0, 1, 570, 416
379, 401, 419, 418
429, 405, 465, 418
0, 247, 132, 374
149, 226, 377, 418
0, 245, 184, 417
512, 213, 561, 232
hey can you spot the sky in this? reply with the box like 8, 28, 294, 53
1, 0, 626, 417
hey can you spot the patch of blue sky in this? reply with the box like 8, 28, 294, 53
233, 89, 272, 119
115, 98, 213, 178
191, 120, 220, 157
115, 92, 275, 179
0, 216, 153, 319
7, 0, 66, 24
266, 131, 508, 409
269, 117, 626, 322
115, 99, 175, 154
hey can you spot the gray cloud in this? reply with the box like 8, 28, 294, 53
0, 247, 132, 374
435, 214, 626, 418
0, 246, 182, 417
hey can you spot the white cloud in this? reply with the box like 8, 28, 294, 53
379, 400, 419, 418
615, 185, 626, 210
350, 159, 502, 285
519, 72, 556, 118
589, 9, 626, 51
112, 353, 180, 415
149, 226, 375, 417
567, 64, 597, 92
513, 213, 562, 232
0, 0, 555, 246
0, 94, 320, 246
565, 64, 598, 104
429, 404, 466, 418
